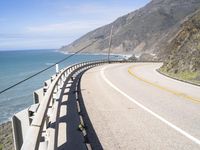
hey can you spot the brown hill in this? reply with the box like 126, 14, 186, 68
60, 0, 200, 60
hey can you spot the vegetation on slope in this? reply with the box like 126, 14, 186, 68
160, 10, 200, 85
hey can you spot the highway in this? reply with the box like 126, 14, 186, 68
80, 63, 200, 150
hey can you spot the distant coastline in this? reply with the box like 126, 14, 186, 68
59, 50, 132, 59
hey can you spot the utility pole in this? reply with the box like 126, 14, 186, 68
108, 25, 113, 63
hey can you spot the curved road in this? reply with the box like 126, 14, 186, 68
80, 63, 200, 150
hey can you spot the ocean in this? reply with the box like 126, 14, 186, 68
0, 49, 120, 123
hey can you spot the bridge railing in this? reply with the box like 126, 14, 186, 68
19, 60, 107, 150
13, 60, 131, 150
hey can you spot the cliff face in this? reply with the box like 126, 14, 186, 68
160, 10, 200, 83
60, 0, 200, 59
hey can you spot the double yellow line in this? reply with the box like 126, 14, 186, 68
128, 65, 200, 104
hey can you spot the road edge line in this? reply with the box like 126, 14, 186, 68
128, 65, 200, 103
101, 65, 200, 146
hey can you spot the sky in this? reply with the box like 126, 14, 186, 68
0, 0, 150, 50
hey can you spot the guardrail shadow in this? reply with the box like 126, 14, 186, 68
56, 70, 102, 150
77, 71, 103, 150
57, 72, 86, 150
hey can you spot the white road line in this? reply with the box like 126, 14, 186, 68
100, 66, 200, 146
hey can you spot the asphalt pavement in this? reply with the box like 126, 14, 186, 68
80, 63, 200, 150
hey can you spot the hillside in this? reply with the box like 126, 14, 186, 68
0, 121, 14, 150
60, 0, 200, 60
160, 10, 200, 84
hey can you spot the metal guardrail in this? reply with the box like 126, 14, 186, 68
20, 60, 107, 150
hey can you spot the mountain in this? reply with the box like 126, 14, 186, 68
60, 0, 200, 60
160, 9, 200, 84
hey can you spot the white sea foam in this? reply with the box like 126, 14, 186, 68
45, 62, 54, 66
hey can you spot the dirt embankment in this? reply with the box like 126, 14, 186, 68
0, 121, 14, 150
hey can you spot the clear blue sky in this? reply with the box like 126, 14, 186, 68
0, 0, 150, 50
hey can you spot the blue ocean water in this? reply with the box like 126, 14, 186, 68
0, 49, 119, 123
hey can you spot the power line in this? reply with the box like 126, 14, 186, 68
0, 39, 98, 95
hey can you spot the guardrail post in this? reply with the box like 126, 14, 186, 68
56, 64, 59, 74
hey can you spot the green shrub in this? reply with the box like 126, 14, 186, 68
0, 144, 3, 150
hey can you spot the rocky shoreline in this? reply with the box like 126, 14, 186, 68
0, 121, 14, 150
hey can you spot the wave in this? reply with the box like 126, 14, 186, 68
0, 93, 32, 104
45, 62, 55, 66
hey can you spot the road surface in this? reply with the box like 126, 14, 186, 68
80, 63, 200, 150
